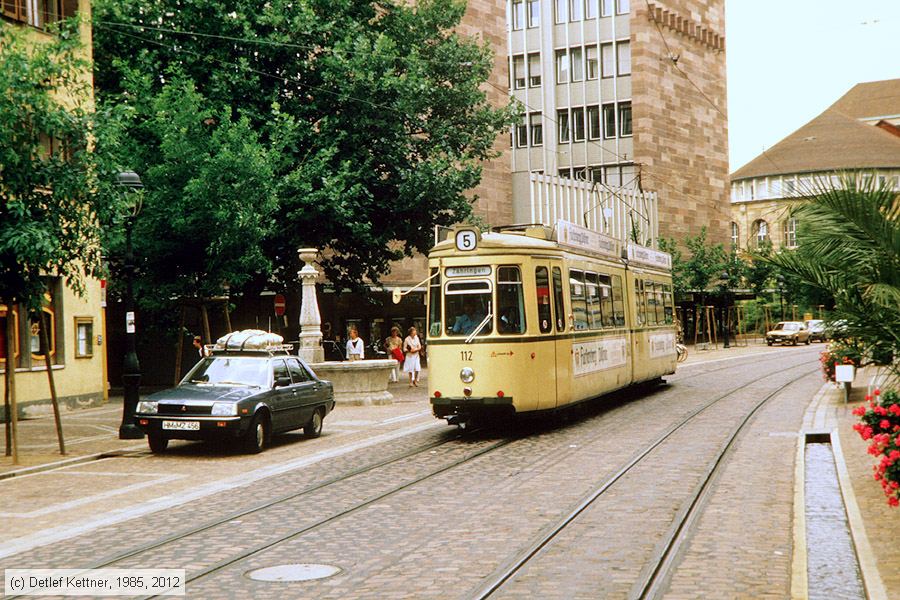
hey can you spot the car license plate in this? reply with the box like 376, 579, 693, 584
162, 420, 200, 431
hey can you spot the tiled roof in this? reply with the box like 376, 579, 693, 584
731, 79, 900, 181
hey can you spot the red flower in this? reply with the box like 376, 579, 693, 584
852, 405, 866, 416
874, 406, 888, 416
880, 419, 892, 430
888, 496, 898, 508
874, 389, 881, 396
890, 404, 900, 416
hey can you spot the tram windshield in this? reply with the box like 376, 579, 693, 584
445, 280, 493, 336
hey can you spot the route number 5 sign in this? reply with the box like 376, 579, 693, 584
455, 229, 478, 251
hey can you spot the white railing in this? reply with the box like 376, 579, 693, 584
529, 173, 659, 247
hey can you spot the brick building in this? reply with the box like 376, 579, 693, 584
730, 79, 900, 251
507, 0, 730, 244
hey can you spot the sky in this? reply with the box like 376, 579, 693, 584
725, 0, 900, 172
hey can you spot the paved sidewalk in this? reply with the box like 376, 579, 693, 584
0, 370, 431, 479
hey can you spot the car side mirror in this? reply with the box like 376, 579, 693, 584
275, 376, 292, 388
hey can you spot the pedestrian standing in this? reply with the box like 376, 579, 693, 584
346, 326, 365, 361
384, 326, 404, 382
403, 326, 422, 387
192, 335, 210, 360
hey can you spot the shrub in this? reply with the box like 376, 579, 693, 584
820, 340, 863, 383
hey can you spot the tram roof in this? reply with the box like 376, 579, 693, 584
431, 230, 563, 254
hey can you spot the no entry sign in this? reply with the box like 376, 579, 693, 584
274, 293, 286, 316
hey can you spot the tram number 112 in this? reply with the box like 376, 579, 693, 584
460, 351, 472, 361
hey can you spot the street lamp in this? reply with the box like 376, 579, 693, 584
776, 274, 786, 321
117, 171, 144, 440
721, 270, 730, 349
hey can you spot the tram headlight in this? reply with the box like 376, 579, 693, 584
460, 367, 475, 384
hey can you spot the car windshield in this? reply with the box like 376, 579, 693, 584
780, 323, 799, 331
182, 357, 269, 387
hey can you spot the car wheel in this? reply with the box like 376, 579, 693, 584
792, 337, 798, 346
304, 408, 324, 439
766, 341, 773, 346
243, 414, 269, 454
148, 433, 168, 454
805, 337, 810, 345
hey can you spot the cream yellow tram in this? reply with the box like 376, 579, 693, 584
425, 221, 677, 425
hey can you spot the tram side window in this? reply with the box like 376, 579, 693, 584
598, 274, 614, 328
654, 282, 666, 325
644, 280, 658, 326
428, 268, 442, 337
552, 267, 566, 332
570, 270, 588, 330
535, 267, 553, 333
586, 272, 602, 330
497, 266, 526, 334
634, 278, 645, 327
611, 274, 625, 326
445, 280, 493, 336
663, 284, 674, 324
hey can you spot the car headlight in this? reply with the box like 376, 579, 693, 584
211, 402, 238, 416
460, 367, 475, 384
136, 401, 158, 414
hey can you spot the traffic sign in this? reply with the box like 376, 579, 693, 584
274, 293, 286, 316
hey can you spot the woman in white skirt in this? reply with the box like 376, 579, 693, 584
403, 326, 422, 387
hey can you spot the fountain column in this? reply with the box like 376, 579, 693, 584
297, 248, 324, 364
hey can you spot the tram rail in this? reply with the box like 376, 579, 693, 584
469, 360, 820, 599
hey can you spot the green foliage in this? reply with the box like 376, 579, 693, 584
659, 227, 728, 303
92, 0, 520, 294
765, 175, 899, 376
0, 22, 123, 310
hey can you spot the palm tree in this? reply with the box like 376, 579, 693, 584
764, 174, 899, 379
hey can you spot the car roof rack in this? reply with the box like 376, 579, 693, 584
210, 330, 294, 354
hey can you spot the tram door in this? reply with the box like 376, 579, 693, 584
550, 263, 571, 408
533, 263, 559, 410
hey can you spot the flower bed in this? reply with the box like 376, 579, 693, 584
820, 341, 862, 383
852, 388, 900, 507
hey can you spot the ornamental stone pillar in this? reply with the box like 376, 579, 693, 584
297, 248, 324, 364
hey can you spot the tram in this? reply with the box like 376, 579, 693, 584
425, 220, 676, 425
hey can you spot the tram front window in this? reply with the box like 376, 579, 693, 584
446, 280, 492, 336
497, 266, 525, 334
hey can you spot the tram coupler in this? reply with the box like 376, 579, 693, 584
445, 414, 472, 429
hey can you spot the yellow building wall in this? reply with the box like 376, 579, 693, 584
4, 0, 105, 417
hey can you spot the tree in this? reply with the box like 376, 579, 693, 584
92, 0, 519, 292
765, 176, 899, 376
0, 21, 123, 459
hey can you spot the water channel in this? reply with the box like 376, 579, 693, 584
804, 442, 865, 600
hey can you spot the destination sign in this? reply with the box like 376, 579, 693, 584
555, 220, 619, 259
446, 266, 492, 278
626, 243, 672, 270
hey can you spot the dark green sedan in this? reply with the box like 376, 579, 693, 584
135, 350, 334, 454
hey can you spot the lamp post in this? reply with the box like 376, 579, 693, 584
117, 171, 144, 440
721, 270, 730, 349
776, 274, 786, 321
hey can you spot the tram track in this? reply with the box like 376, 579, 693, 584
469, 358, 820, 599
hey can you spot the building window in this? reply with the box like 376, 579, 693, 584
585, 0, 597, 18
572, 107, 585, 141
527, 0, 540, 27
512, 0, 525, 30
586, 45, 598, 79
730, 222, 739, 248
600, 43, 615, 78
28, 291, 57, 362
618, 102, 632, 137
569, 0, 583, 21
753, 220, 769, 247
75, 318, 93, 358
602, 103, 616, 139
516, 119, 528, 147
757, 178, 768, 198
770, 177, 782, 198
558, 109, 570, 143
555, 50, 569, 84
783, 218, 798, 248
784, 176, 797, 197
601, 0, 614, 17
616, 41, 631, 75
555, 0, 567, 23
0, 304, 21, 368
528, 53, 541, 87
570, 47, 584, 82
512, 55, 526, 89
530, 112, 543, 146
587, 105, 601, 139
2, 0, 77, 28
617, 0, 630, 14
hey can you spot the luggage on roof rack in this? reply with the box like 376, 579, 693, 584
213, 330, 293, 353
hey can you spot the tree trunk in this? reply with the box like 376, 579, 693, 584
5, 302, 18, 463
174, 304, 186, 386
40, 310, 65, 455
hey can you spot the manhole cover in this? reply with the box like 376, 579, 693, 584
246, 563, 341, 582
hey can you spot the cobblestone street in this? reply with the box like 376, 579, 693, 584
2, 344, 898, 599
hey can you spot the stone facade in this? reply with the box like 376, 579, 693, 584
631, 0, 730, 246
